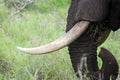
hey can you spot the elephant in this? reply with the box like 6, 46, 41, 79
97, 48, 119, 80
17, 0, 120, 80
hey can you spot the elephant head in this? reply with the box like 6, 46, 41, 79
17, 0, 120, 80
98, 48, 119, 80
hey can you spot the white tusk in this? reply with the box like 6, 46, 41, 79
17, 21, 90, 55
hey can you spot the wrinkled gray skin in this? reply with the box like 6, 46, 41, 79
66, 0, 120, 80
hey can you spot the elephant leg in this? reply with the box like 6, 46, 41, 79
68, 27, 99, 80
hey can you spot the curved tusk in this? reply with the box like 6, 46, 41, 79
17, 21, 90, 55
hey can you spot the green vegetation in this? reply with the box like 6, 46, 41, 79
0, 0, 120, 80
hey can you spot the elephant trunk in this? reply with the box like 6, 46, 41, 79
68, 26, 99, 80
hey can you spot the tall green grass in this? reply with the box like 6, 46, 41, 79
0, 0, 120, 80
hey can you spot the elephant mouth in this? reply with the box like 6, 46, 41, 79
17, 21, 90, 55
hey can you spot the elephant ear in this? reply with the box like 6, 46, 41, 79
98, 48, 119, 80
74, 0, 110, 22
108, 0, 120, 31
